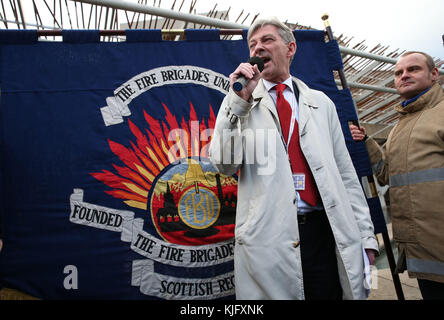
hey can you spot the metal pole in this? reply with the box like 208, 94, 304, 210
322, 14, 348, 90
16, 0, 27, 29
36, 28, 244, 37
382, 232, 405, 300
339, 80, 398, 94
71, 0, 444, 75
339, 46, 444, 75
70, 0, 247, 29
339, 46, 398, 65
322, 13, 405, 301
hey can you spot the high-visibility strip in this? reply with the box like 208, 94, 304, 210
407, 258, 444, 276
389, 167, 444, 187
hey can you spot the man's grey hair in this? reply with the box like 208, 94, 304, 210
247, 17, 296, 45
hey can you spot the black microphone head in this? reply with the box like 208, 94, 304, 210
248, 56, 265, 72
233, 56, 265, 92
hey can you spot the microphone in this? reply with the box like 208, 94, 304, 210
233, 56, 265, 92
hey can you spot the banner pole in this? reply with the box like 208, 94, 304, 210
321, 13, 405, 301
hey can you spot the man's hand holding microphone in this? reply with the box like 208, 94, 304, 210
229, 56, 264, 101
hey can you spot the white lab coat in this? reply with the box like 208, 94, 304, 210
209, 77, 378, 300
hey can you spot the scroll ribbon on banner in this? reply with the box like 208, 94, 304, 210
132, 259, 235, 300
100, 66, 230, 126
69, 189, 235, 299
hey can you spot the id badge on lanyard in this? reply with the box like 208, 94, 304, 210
282, 121, 306, 192
293, 174, 306, 191
278, 82, 304, 191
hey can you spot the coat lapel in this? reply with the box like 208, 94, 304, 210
293, 77, 318, 136
252, 80, 282, 133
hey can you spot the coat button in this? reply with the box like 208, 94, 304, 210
293, 241, 300, 248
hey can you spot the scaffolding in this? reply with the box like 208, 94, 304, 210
1, 0, 444, 135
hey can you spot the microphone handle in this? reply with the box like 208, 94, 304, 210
233, 76, 248, 92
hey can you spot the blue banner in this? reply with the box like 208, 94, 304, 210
0, 29, 385, 299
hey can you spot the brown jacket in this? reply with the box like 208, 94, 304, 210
366, 82, 444, 283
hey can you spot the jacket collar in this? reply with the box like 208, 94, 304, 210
401, 87, 430, 107
251, 79, 279, 127
395, 82, 444, 115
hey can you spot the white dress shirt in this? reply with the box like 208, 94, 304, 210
263, 77, 323, 213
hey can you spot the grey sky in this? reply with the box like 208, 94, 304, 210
199, 0, 444, 60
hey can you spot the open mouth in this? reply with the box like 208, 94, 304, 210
262, 58, 271, 68
261, 57, 271, 66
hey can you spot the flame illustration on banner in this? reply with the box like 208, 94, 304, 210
91, 102, 236, 246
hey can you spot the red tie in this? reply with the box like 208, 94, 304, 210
275, 83, 320, 206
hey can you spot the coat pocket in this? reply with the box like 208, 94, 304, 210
235, 194, 267, 244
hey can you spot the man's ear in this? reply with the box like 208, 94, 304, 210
287, 42, 297, 60
431, 67, 439, 82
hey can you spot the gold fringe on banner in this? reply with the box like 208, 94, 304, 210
0, 288, 40, 300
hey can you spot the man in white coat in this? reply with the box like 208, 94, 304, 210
209, 17, 378, 300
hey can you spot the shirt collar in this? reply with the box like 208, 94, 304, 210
263, 77, 293, 93
401, 87, 431, 107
